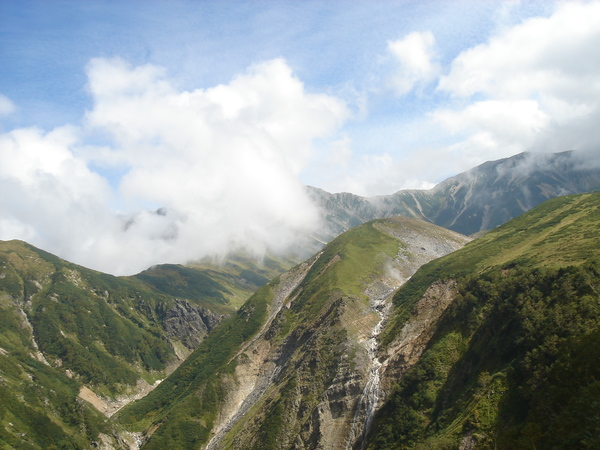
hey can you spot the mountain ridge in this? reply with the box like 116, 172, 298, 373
1, 151, 600, 449
369, 190, 600, 448
116, 191, 600, 449
309, 150, 600, 238
116, 217, 471, 449
0, 239, 299, 448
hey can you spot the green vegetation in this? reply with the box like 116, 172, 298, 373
370, 192, 600, 449
116, 219, 397, 447
0, 239, 294, 448
0, 357, 114, 448
116, 283, 273, 437
3, 189, 598, 449
185, 251, 300, 312
120, 217, 459, 449
135, 264, 232, 306
0, 310, 116, 449
371, 263, 600, 449
382, 192, 600, 346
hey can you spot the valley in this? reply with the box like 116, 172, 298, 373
0, 152, 599, 449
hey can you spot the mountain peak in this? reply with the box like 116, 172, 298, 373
310, 150, 600, 238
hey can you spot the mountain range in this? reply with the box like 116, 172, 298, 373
0, 150, 599, 449
115, 190, 600, 449
310, 150, 600, 238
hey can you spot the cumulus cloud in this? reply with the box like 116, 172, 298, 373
436, 1, 600, 158
388, 31, 439, 95
342, 2, 600, 195
0, 126, 117, 260
0, 58, 349, 274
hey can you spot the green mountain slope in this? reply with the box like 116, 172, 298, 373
133, 252, 299, 314
3, 183, 598, 449
369, 191, 600, 449
116, 217, 470, 449
0, 241, 291, 449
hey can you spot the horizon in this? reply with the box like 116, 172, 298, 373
2, 0, 600, 274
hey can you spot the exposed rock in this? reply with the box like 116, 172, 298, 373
78, 378, 164, 417
203, 218, 469, 450
163, 299, 224, 352
380, 279, 459, 393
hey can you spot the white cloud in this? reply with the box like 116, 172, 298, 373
0, 126, 117, 263
335, 2, 600, 195
432, 99, 550, 161
0, 58, 349, 274
388, 31, 439, 95
439, 2, 600, 100
435, 1, 600, 159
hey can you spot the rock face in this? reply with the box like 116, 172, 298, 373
163, 299, 223, 353
309, 150, 600, 237
379, 280, 459, 393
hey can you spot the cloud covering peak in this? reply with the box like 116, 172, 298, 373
0, 58, 349, 274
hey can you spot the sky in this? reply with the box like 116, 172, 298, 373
1, 0, 600, 274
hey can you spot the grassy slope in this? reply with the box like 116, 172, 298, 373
134, 252, 299, 314
0, 241, 291, 448
382, 192, 600, 345
116, 219, 406, 446
371, 192, 600, 449
0, 241, 165, 447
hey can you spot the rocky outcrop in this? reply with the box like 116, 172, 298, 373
205, 255, 321, 450
163, 299, 224, 354
380, 279, 458, 393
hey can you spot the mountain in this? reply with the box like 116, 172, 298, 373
0, 241, 293, 448
119, 190, 599, 449
133, 252, 299, 315
116, 217, 470, 449
309, 150, 600, 238
369, 190, 600, 449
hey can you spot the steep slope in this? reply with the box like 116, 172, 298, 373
309, 150, 600, 238
0, 241, 290, 448
368, 191, 600, 449
116, 217, 470, 449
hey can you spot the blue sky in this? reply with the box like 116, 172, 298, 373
1, 0, 599, 273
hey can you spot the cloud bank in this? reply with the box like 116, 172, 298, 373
433, 0, 600, 165
0, 59, 348, 274
2, 1, 600, 273
325, 1, 600, 196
